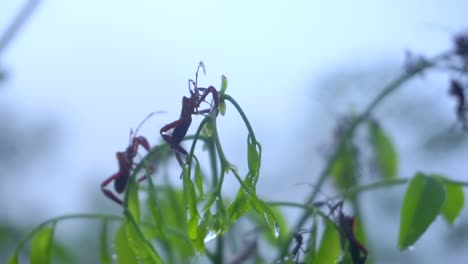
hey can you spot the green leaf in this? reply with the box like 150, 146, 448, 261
227, 189, 251, 224
314, 220, 341, 264
247, 139, 260, 174
369, 120, 398, 179
440, 180, 465, 224
249, 192, 279, 239
247, 136, 262, 186
7, 254, 18, 264
219, 101, 227, 116
30, 225, 55, 264
146, 162, 164, 232
304, 217, 318, 263
330, 142, 358, 190
398, 173, 446, 250
128, 180, 140, 224
100, 220, 111, 264
220, 74, 228, 94
255, 206, 289, 246
182, 166, 204, 252
114, 223, 138, 264
125, 216, 163, 264
195, 162, 204, 198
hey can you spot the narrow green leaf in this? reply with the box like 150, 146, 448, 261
227, 189, 251, 224
304, 217, 318, 263
30, 225, 55, 264
220, 74, 228, 94
247, 140, 260, 174
253, 205, 288, 246
202, 119, 214, 137
219, 101, 227, 116
440, 181, 464, 224
249, 193, 280, 239
100, 220, 111, 264
247, 136, 262, 186
51, 242, 75, 264
369, 120, 398, 179
7, 254, 18, 264
203, 194, 218, 212
330, 142, 358, 190
398, 173, 446, 250
182, 166, 204, 252
128, 180, 140, 224
125, 216, 163, 264
114, 223, 138, 264
146, 162, 164, 232
314, 220, 341, 264
195, 162, 204, 198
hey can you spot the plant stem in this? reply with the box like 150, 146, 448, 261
278, 50, 454, 258
221, 94, 258, 144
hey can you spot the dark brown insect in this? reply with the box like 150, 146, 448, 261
314, 200, 368, 264
101, 113, 159, 205
449, 79, 467, 130
160, 62, 219, 167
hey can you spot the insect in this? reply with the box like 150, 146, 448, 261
449, 79, 467, 130
289, 230, 307, 263
160, 62, 219, 167
101, 112, 159, 205
454, 31, 468, 57
313, 200, 368, 264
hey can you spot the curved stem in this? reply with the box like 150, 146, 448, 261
335, 177, 468, 200
278, 50, 454, 258
12, 212, 187, 258
221, 94, 258, 144
11, 213, 122, 257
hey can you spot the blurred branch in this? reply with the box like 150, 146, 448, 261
0, 0, 40, 57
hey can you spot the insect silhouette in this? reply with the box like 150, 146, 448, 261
160, 62, 219, 167
449, 79, 467, 130
101, 112, 160, 205
312, 200, 368, 264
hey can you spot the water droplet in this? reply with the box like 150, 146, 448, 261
274, 222, 280, 238
111, 254, 117, 260
204, 230, 218, 243
408, 245, 416, 251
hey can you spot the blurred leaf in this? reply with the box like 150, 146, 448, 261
398, 173, 446, 250
314, 220, 341, 264
151, 187, 194, 259
52, 241, 75, 264
439, 179, 464, 224
202, 119, 214, 138
7, 254, 18, 264
128, 180, 140, 224
247, 138, 260, 179
219, 101, 227, 116
183, 166, 204, 252
195, 162, 204, 198
114, 223, 137, 264
125, 216, 163, 264
255, 206, 288, 246
227, 189, 251, 224
221, 75, 228, 94
369, 120, 398, 179
100, 220, 111, 264
249, 192, 279, 239
304, 217, 318, 263
146, 163, 164, 232
330, 142, 358, 190
30, 225, 55, 264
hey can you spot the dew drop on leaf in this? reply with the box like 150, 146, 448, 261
274, 222, 280, 238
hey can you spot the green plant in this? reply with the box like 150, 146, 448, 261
8, 32, 468, 263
